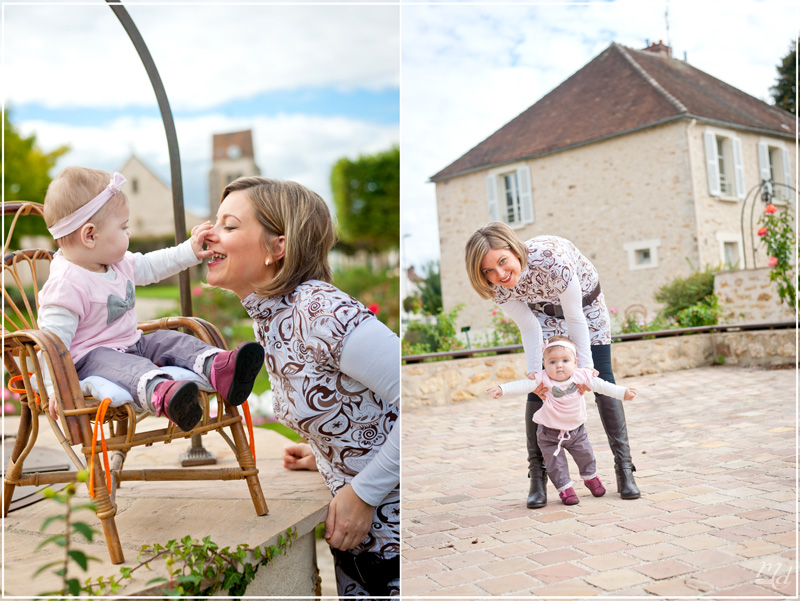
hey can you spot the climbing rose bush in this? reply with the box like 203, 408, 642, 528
757, 202, 796, 309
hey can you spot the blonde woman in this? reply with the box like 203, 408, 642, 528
465, 222, 640, 507
203, 177, 399, 598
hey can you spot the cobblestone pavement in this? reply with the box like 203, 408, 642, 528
402, 366, 797, 598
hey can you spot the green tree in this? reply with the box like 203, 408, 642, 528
417, 261, 442, 315
771, 38, 797, 115
3, 109, 68, 247
330, 145, 399, 253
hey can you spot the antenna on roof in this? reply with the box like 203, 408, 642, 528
665, 3, 671, 49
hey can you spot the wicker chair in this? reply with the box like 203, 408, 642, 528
2, 201, 268, 564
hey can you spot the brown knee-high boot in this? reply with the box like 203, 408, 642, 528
595, 394, 640, 499
525, 394, 547, 508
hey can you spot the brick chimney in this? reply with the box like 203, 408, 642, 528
642, 40, 672, 58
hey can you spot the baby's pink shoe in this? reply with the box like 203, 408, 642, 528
584, 476, 606, 497
559, 486, 579, 505
209, 342, 264, 406
153, 380, 202, 432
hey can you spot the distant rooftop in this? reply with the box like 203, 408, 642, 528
431, 42, 796, 182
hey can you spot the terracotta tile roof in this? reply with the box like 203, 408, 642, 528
431, 43, 796, 182
212, 130, 255, 159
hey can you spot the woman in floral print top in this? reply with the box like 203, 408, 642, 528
204, 177, 399, 598
465, 222, 640, 508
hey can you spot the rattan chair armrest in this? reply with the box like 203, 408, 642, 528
4, 328, 86, 444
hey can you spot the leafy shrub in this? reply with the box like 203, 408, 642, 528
483, 307, 522, 346
654, 264, 717, 318
674, 295, 721, 328
402, 304, 465, 356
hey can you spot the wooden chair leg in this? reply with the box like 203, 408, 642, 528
88, 453, 125, 564
3, 405, 33, 517
229, 418, 268, 516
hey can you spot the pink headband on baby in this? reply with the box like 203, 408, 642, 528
541, 339, 577, 355
47, 172, 127, 239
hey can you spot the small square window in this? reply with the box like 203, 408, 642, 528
624, 239, 661, 271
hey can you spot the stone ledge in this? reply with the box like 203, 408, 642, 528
402, 329, 795, 409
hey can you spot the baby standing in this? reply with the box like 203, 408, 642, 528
487, 336, 637, 505
38, 166, 264, 429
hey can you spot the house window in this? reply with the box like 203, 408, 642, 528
503, 172, 522, 224
758, 141, 793, 203
486, 165, 533, 227
704, 130, 744, 199
131, 178, 139, 194
623, 239, 661, 270
716, 233, 743, 270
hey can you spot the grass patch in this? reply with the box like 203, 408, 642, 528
259, 421, 302, 442
136, 285, 181, 300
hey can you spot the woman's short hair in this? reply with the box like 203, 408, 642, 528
221, 176, 336, 298
464, 221, 529, 300
43, 166, 128, 247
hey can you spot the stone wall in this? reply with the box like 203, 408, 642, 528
715, 267, 795, 323
402, 329, 795, 409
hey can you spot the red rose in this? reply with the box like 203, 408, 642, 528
757, 227, 768, 237
765, 204, 777, 214
768, 256, 779, 267
367, 303, 380, 315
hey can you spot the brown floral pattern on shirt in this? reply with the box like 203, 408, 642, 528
494, 236, 611, 345
243, 281, 399, 559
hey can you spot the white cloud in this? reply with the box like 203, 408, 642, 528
4, 3, 400, 110
400, 1, 798, 269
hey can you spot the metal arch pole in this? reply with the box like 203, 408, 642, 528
105, 0, 191, 319
107, 1, 215, 466
740, 181, 764, 270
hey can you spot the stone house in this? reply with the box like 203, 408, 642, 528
431, 41, 796, 336
208, 129, 261, 217
120, 154, 207, 239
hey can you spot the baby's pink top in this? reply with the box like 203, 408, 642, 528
531, 368, 594, 431
38, 253, 141, 362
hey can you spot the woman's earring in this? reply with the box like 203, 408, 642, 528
265, 258, 271, 267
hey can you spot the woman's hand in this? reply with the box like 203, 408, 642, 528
282, 443, 317, 471
189, 221, 214, 260
324, 484, 374, 551
527, 372, 548, 398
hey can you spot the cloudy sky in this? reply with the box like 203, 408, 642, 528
4, 1, 399, 223
401, 0, 798, 271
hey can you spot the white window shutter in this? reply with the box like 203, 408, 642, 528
732, 137, 745, 199
781, 148, 792, 190
704, 131, 721, 196
486, 174, 499, 222
517, 165, 533, 224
